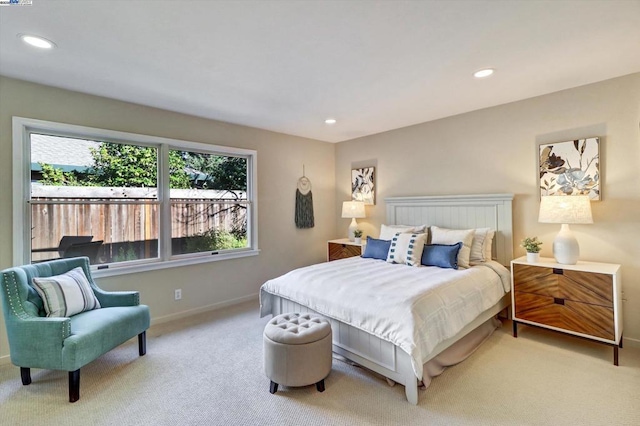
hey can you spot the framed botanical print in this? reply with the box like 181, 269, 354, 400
539, 137, 600, 200
351, 167, 375, 205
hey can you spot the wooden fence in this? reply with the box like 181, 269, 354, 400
30, 186, 246, 262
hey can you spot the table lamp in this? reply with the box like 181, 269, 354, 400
538, 195, 593, 264
341, 201, 366, 241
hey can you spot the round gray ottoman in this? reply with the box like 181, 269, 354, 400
263, 312, 332, 394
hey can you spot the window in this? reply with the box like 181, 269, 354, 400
13, 117, 258, 276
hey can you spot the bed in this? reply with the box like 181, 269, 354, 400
260, 194, 514, 404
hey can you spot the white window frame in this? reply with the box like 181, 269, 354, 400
12, 117, 259, 278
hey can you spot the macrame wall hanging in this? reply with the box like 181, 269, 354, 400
295, 166, 315, 229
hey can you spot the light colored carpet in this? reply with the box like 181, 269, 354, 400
1, 300, 639, 425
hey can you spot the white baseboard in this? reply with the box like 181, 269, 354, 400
623, 336, 640, 349
0, 293, 260, 366
149, 293, 259, 326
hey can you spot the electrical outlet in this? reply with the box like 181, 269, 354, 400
174, 289, 182, 300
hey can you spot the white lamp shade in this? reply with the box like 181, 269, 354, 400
538, 196, 593, 224
341, 201, 366, 219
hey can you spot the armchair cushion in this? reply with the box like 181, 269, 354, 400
64, 305, 150, 370
32, 267, 101, 317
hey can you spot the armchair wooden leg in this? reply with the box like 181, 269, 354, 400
20, 367, 31, 385
138, 331, 147, 356
69, 369, 80, 403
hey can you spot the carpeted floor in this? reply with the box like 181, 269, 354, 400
1, 300, 639, 425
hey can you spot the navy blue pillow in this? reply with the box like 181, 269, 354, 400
362, 236, 392, 260
421, 242, 462, 269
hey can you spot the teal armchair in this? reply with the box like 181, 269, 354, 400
0, 257, 150, 402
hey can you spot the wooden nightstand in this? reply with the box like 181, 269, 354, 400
511, 257, 623, 365
327, 238, 365, 261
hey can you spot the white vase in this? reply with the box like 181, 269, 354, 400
354, 237, 362, 244
526, 252, 540, 263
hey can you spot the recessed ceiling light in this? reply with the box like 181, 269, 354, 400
324, 118, 337, 125
473, 68, 494, 78
18, 34, 56, 49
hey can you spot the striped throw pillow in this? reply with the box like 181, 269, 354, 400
386, 232, 427, 267
32, 267, 101, 317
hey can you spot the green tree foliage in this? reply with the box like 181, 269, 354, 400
90, 144, 190, 189
39, 163, 82, 186
182, 152, 247, 191
38, 143, 191, 189
38, 143, 246, 192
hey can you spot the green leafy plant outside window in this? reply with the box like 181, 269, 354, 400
184, 228, 247, 253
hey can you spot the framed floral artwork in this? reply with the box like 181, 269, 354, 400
539, 137, 600, 200
351, 167, 375, 205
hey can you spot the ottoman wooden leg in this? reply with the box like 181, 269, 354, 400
269, 381, 279, 394
316, 379, 325, 392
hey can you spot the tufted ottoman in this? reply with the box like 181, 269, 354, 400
263, 312, 332, 394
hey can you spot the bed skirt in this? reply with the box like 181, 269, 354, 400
420, 316, 501, 389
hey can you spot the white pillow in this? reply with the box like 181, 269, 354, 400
430, 226, 475, 269
32, 267, 101, 318
386, 232, 428, 267
470, 228, 495, 264
484, 229, 495, 261
379, 224, 426, 241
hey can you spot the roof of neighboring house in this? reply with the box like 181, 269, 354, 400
30, 134, 99, 172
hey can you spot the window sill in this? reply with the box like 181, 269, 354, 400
91, 248, 260, 279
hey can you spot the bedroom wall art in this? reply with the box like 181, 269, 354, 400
539, 137, 600, 200
351, 167, 375, 205
295, 166, 314, 228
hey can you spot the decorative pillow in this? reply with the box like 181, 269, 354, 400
430, 226, 475, 269
484, 229, 495, 260
362, 237, 392, 260
421, 243, 462, 269
32, 267, 101, 318
386, 233, 428, 267
470, 228, 495, 264
379, 224, 427, 241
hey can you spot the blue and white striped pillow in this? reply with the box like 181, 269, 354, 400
386, 232, 428, 267
32, 267, 101, 317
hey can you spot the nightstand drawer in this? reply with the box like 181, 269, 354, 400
328, 243, 361, 261
513, 263, 613, 308
514, 291, 615, 340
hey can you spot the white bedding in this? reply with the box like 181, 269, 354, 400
260, 257, 510, 379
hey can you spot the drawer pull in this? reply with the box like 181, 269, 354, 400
553, 268, 564, 275
553, 298, 565, 305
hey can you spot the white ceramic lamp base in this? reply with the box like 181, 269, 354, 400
347, 218, 358, 242
553, 224, 580, 265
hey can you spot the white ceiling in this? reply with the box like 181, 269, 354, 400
1, 1, 639, 143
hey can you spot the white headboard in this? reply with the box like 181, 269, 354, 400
385, 194, 514, 266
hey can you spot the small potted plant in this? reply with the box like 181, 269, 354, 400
521, 237, 543, 263
353, 229, 363, 244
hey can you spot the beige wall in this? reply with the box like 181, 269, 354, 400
1, 72, 638, 360
336, 73, 640, 345
0, 76, 336, 360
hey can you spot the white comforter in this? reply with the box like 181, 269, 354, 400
260, 257, 510, 379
